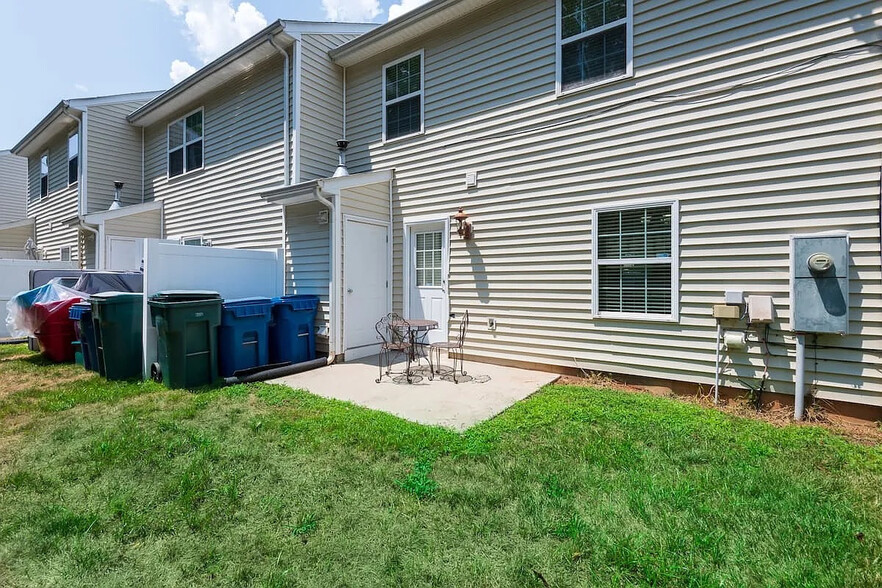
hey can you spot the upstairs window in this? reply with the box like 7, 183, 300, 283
68, 133, 79, 185
592, 202, 678, 320
558, 0, 632, 92
383, 51, 423, 141
168, 109, 203, 178
39, 153, 49, 198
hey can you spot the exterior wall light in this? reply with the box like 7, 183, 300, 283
453, 208, 473, 239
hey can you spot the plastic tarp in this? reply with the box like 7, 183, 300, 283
5, 280, 85, 338
73, 272, 142, 295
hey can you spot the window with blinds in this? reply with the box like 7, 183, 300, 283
414, 231, 443, 287
593, 203, 676, 318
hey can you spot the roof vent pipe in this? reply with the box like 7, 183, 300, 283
108, 181, 124, 211
332, 140, 350, 178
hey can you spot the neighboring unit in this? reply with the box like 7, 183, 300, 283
8, 92, 162, 268
0, 150, 30, 258
264, 0, 881, 417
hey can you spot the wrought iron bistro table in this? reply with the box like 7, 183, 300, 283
389, 318, 438, 379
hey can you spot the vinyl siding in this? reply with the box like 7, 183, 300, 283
284, 202, 331, 351
344, 0, 882, 406
143, 56, 287, 250
85, 100, 152, 213
104, 208, 162, 240
298, 33, 362, 182
0, 151, 27, 222
26, 132, 81, 264
0, 221, 33, 250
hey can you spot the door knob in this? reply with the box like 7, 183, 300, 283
347, 288, 353, 293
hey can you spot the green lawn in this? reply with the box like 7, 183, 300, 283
0, 343, 880, 587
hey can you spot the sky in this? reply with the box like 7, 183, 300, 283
0, 0, 430, 149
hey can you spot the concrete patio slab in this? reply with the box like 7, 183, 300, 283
271, 357, 559, 430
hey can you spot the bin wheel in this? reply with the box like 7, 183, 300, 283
150, 362, 163, 384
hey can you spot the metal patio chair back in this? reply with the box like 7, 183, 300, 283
375, 313, 412, 383
429, 309, 469, 383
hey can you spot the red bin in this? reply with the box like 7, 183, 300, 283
32, 298, 83, 363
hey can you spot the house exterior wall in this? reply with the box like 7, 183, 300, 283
343, 0, 882, 407
143, 56, 287, 249
103, 208, 163, 240
284, 202, 331, 351
26, 129, 80, 263
85, 100, 152, 213
299, 33, 359, 182
0, 151, 27, 223
0, 221, 33, 250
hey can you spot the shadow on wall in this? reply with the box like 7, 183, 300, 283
465, 238, 490, 306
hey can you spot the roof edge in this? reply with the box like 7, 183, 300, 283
11, 101, 72, 156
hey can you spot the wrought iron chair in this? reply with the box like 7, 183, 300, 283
429, 310, 469, 383
375, 313, 412, 383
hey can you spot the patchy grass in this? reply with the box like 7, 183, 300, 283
0, 344, 880, 586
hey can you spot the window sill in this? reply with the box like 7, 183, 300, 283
167, 166, 205, 183
556, 71, 634, 99
382, 130, 425, 146
593, 311, 679, 324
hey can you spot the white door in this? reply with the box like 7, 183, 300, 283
107, 237, 143, 271
343, 219, 389, 360
408, 223, 449, 344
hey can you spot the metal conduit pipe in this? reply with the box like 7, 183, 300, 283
794, 334, 806, 420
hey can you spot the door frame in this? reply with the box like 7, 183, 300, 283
342, 214, 392, 356
402, 214, 451, 329
106, 235, 143, 271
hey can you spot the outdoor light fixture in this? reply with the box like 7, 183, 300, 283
453, 208, 473, 239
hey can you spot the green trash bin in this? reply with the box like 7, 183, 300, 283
91, 292, 144, 380
148, 291, 222, 389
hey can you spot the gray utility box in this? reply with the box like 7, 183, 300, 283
790, 234, 849, 334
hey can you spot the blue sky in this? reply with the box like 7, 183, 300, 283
0, 0, 426, 149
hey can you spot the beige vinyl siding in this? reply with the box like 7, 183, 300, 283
0, 151, 27, 222
26, 133, 81, 264
143, 56, 287, 250
344, 0, 882, 406
104, 208, 162, 240
298, 33, 364, 182
0, 221, 33, 249
85, 100, 152, 212
284, 202, 331, 351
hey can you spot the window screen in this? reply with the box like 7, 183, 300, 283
384, 53, 422, 140
560, 0, 630, 90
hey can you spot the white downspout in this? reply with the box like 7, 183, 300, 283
268, 35, 290, 186
316, 190, 336, 364
794, 334, 806, 420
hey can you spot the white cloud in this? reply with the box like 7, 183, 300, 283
74, 83, 89, 94
388, 0, 429, 21
169, 59, 198, 84
164, 0, 267, 84
321, 0, 380, 22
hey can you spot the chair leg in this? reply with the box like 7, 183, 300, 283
376, 350, 382, 383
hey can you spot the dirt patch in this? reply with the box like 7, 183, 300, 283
558, 374, 882, 445
0, 367, 92, 400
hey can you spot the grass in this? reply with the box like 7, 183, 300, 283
0, 343, 880, 586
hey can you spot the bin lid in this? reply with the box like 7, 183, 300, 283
151, 290, 221, 302
223, 297, 274, 318
90, 292, 144, 304
68, 302, 92, 320
272, 295, 320, 311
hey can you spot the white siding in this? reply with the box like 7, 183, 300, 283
26, 132, 81, 264
104, 208, 162, 240
143, 56, 287, 250
299, 33, 362, 182
85, 100, 152, 213
0, 151, 27, 223
344, 0, 882, 406
0, 221, 33, 250
341, 183, 390, 221
284, 202, 331, 352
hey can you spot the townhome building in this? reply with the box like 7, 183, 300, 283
0, 149, 29, 257
7, 92, 162, 267
265, 0, 881, 418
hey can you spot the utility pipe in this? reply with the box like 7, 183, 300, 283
316, 190, 337, 364
794, 333, 806, 420
268, 35, 290, 186
714, 322, 721, 404
223, 357, 328, 385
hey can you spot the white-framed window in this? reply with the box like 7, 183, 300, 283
592, 201, 678, 321
59, 246, 72, 262
557, 0, 633, 94
168, 108, 204, 178
382, 50, 424, 142
414, 230, 443, 287
38, 152, 49, 199
68, 132, 79, 185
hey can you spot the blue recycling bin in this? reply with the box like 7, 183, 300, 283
69, 302, 99, 372
218, 297, 274, 377
269, 295, 319, 365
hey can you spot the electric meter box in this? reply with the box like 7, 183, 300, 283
790, 234, 849, 334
